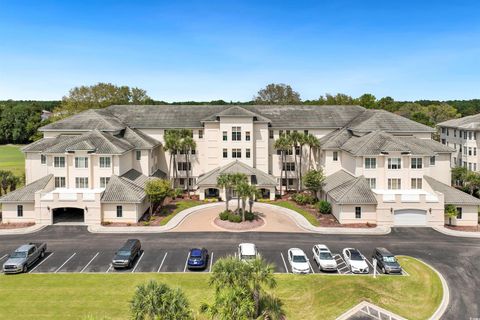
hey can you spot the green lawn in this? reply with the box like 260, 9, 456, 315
0, 144, 25, 177
159, 200, 204, 225
0, 257, 442, 320
271, 200, 320, 226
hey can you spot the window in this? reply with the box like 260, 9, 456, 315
388, 158, 401, 169
475, 148, 477, 156
411, 157, 423, 169
283, 162, 295, 171
222, 148, 228, 158
245, 131, 250, 141
469, 132, 472, 140
304, 130, 309, 135
188, 178, 195, 186
295, 146, 300, 155
100, 177, 110, 188
232, 126, 241, 141
281, 178, 294, 186
333, 151, 338, 161
177, 162, 191, 171
463, 161, 467, 168
446, 129, 449, 136
411, 178, 422, 189
279, 130, 284, 136
441, 128, 446, 134
355, 207, 361, 219
366, 178, 376, 189
54, 177, 66, 188
246, 148, 251, 158
179, 178, 185, 185
469, 162, 472, 171
41, 154, 46, 165
198, 129, 203, 139
232, 148, 241, 158
464, 131, 467, 139
469, 147, 472, 156
364, 157, 376, 169
75, 177, 89, 188
54, 156, 65, 168
269, 130, 274, 139
453, 157, 457, 165
388, 178, 401, 190
286, 130, 291, 135
17, 205, 23, 217
99, 156, 111, 168
454, 129, 457, 137
136, 150, 141, 160
222, 131, 227, 141
456, 207, 462, 219
75, 157, 88, 168
430, 156, 436, 166
441, 139, 446, 145
116, 205, 123, 218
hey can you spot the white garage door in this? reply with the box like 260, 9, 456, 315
394, 209, 427, 226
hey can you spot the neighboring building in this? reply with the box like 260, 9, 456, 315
438, 115, 480, 171
1, 105, 479, 227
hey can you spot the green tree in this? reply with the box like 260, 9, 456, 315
303, 169, 325, 200
145, 178, 173, 215
377, 96, 395, 110
426, 103, 460, 124
306, 133, 320, 170
164, 130, 182, 187
254, 83, 301, 105
231, 173, 248, 213
236, 182, 259, 221
274, 136, 291, 196
356, 93, 377, 109
179, 131, 196, 197
288, 131, 302, 191
130, 280, 192, 320
297, 133, 308, 190
444, 204, 458, 226
217, 173, 234, 212
248, 257, 277, 317
0, 170, 14, 195
452, 166, 468, 187
464, 171, 480, 195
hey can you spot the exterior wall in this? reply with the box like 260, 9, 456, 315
330, 201, 377, 224
102, 201, 147, 224
1, 203, 36, 223
445, 205, 479, 226
439, 126, 479, 171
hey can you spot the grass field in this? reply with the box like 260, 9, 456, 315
0, 144, 25, 177
271, 200, 320, 226
0, 257, 442, 320
159, 200, 204, 225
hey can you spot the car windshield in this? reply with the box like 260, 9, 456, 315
10, 252, 27, 258
117, 250, 131, 256
383, 256, 397, 263
319, 252, 333, 260
190, 250, 202, 258
350, 251, 363, 261
292, 255, 307, 263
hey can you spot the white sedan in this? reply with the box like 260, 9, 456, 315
287, 248, 311, 274
312, 244, 337, 272
342, 248, 369, 274
238, 243, 258, 262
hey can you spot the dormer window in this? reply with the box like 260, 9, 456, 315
388, 158, 401, 169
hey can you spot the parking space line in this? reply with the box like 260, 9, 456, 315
80, 252, 100, 273
183, 252, 190, 272
0, 254, 8, 261
106, 264, 112, 273
29, 252, 55, 273
208, 252, 214, 272
308, 260, 315, 274
157, 252, 168, 272
366, 258, 375, 271
54, 253, 76, 273
132, 252, 144, 273
280, 252, 289, 273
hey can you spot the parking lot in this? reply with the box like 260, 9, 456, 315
0, 242, 405, 276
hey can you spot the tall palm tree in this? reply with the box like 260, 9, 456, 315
217, 173, 233, 211
0, 170, 13, 195
130, 280, 192, 320
464, 171, 480, 195
249, 257, 277, 317
297, 133, 308, 191
231, 173, 248, 214
306, 134, 320, 170
237, 182, 253, 221
258, 294, 285, 320
289, 131, 302, 191
247, 184, 260, 214
164, 130, 181, 188
180, 134, 196, 197
9, 175, 21, 191
273, 136, 290, 197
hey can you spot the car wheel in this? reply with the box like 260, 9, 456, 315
381, 266, 386, 274
41, 250, 45, 258
22, 265, 28, 273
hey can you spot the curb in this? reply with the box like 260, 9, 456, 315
417, 258, 450, 320
0, 224, 47, 235
432, 226, 480, 238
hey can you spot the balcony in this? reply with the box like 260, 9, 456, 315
372, 189, 439, 203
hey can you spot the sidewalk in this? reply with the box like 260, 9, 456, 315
0, 224, 46, 235
432, 226, 480, 238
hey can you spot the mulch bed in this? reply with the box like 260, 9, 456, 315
445, 224, 480, 232
0, 222, 35, 229
214, 216, 265, 231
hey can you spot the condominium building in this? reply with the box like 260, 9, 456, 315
1, 105, 479, 227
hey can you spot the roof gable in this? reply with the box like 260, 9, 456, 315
40, 109, 125, 132
0, 174, 53, 203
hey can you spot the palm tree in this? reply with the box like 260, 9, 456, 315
200, 285, 255, 320
180, 134, 196, 197
444, 204, 458, 226
306, 133, 320, 170
237, 182, 252, 221
249, 257, 277, 317
464, 171, 480, 195
217, 173, 233, 211
0, 170, 13, 195
130, 280, 192, 320
274, 136, 290, 197
297, 133, 308, 191
247, 184, 260, 214
258, 294, 285, 320
452, 166, 468, 187
289, 131, 302, 191
231, 173, 248, 214
208, 256, 251, 293
164, 130, 181, 188
9, 175, 21, 191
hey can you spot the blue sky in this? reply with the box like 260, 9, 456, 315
1, 1, 479, 101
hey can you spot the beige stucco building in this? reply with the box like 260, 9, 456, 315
1, 104, 479, 226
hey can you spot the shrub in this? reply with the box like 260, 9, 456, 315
316, 200, 332, 214
228, 213, 242, 223
292, 193, 315, 205
143, 221, 150, 226
173, 188, 184, 199
219, 210, 231, 221
245, 211, 255, 221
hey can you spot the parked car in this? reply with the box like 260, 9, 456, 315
187, 248, 208, 270
238, 243, 258, 262
312, 244, 337, 271
372, 247, 402, 274
287, 248, 310, 274
112, 239, 141, 269
342, 248, 369, 274
3, 243, 47, 274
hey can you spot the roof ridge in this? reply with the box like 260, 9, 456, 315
335, 175, 368, 203
349, 130, 382, 155
95, 130, 134, 153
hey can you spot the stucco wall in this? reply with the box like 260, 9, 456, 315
1, 203, 36, 223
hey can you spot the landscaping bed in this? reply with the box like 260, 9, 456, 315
0, 257, 442, 320
445, 224, 480, 232
0, 222, 35, 229
214, 215, 264, 230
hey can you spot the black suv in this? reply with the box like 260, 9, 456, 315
112, 239, 142, 269
372, 247, 402, 274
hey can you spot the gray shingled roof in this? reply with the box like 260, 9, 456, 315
0, 174, 53, 203
197, 160, 276, 187
438, 114, 480, 130
347, 109, 435, 133
323, 170, 355, 192
22, 135, 78, 152
40, 109, 125, 132
122, 127, 161, 149
424, 176, 480, 205
150, 169, 167, 179
121, 169, 149, 187
101, 174, 146, 203
339, 131, 453, 156
201, 106, 271, 122
320, 129, 353, 149
326, 175, 377, 205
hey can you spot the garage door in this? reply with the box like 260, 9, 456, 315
394, 209, 427, 226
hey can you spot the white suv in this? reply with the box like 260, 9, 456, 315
312, 244, 337, 272
238, 243, 258, 262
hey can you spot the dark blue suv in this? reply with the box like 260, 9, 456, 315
187, 248, 208, 270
